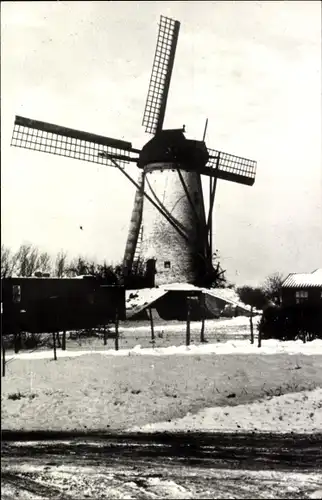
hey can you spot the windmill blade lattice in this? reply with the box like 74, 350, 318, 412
207, 148, 257, 186
11, 116, 138, 168
142, 16, 180, 135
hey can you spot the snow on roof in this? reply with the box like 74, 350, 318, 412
126, 288, 168, 318
125, 284, 202, 318
282, 268, 322, 288
162, 284, 251, 310
162, 283, 202, 292
204, 288, 252, 312
125, 285, 253, 318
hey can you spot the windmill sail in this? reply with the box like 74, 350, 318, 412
11, 116, 139, 168
9, 14, 258, 298
142, 16, 180, 135
206, 149, 257, 186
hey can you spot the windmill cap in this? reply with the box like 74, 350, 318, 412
138, 129, 209, 169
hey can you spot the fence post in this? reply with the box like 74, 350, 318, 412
200, 293, 206, 343
149, 308, 155, 344
250, 308, 254, 344
186, 297, 191, 347
62, 330, 66, 350
258, 321, 262, 348
114, 309, 119, 351
2, 335, 5, 377
14, 332, 20, 354
53, 332, 57, 361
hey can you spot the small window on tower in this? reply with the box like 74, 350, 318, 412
164, 261, 171, 269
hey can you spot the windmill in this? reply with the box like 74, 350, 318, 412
10, 15, 257, 290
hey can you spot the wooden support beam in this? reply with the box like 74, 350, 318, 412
149, 307, 155, 344
2, 335, 6, 377
207, 156, 220, 259
186, 297, 191, 346
62, 330, 66, 351
53, 332, 57, 361
14, 332, 20, 354
115, 310, 119, 351
200, 293, 206, 343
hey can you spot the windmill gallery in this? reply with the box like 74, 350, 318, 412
10, 15, 257, 321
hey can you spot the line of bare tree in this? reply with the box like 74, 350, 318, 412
1, 243, 231, 288
1, 243, 285, 300
1, 243, 122, 281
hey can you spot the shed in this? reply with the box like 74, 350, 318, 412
281, 268, 322, 307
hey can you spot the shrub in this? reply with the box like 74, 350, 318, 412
258, 304, 322, 341
23, 332, 44, 349
8, 392, 37, 400
3, 332, 52, 351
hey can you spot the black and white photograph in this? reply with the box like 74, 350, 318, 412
1, 1, 322, 498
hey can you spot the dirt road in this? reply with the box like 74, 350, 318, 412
2, 431, 322, 499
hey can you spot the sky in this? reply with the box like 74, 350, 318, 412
1, 0, 321, 286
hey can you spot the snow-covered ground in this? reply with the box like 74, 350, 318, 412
5, 338, 322, 360
2, 315, 322, 436
2, 347, 322, 433
129, 388, 322, 434
119, 315, 261, 332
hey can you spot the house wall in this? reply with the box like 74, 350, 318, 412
281, 287, 322, 307
2, 277, 125, 334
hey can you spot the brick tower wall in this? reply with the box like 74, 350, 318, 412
141, 164, 207, 286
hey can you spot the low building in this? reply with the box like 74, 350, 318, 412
281, 268, 322, 307
126, 284, 252, 320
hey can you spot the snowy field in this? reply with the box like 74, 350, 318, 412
2, 318, 322, 499
2, 315, 259, 355
1, 344, 322, 434
1, 316, 321, 435
5, 314, 321, 356
129, 387, 322, 434
4, 338, 322, 360
95, 337, 321, 357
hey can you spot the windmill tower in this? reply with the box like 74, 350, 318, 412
10, 15, 257, 289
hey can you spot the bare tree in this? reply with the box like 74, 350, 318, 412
12, 243, 52, 277
1, 245, 18, 278
15, 243, 40, 277
66, 256, 89, 277
95, 260, 121, 284
199, 250, 227, 288
262, 272, 284, 305
54, 250, 68, 277
87, 260, 98, 276
1, 245, 11, 278
38, 251, 52, 274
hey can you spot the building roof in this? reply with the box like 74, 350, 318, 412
125, 284, 252, 318
282, 268, 322, 288
126, 288, 168, 318
205, 287, 251, 312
